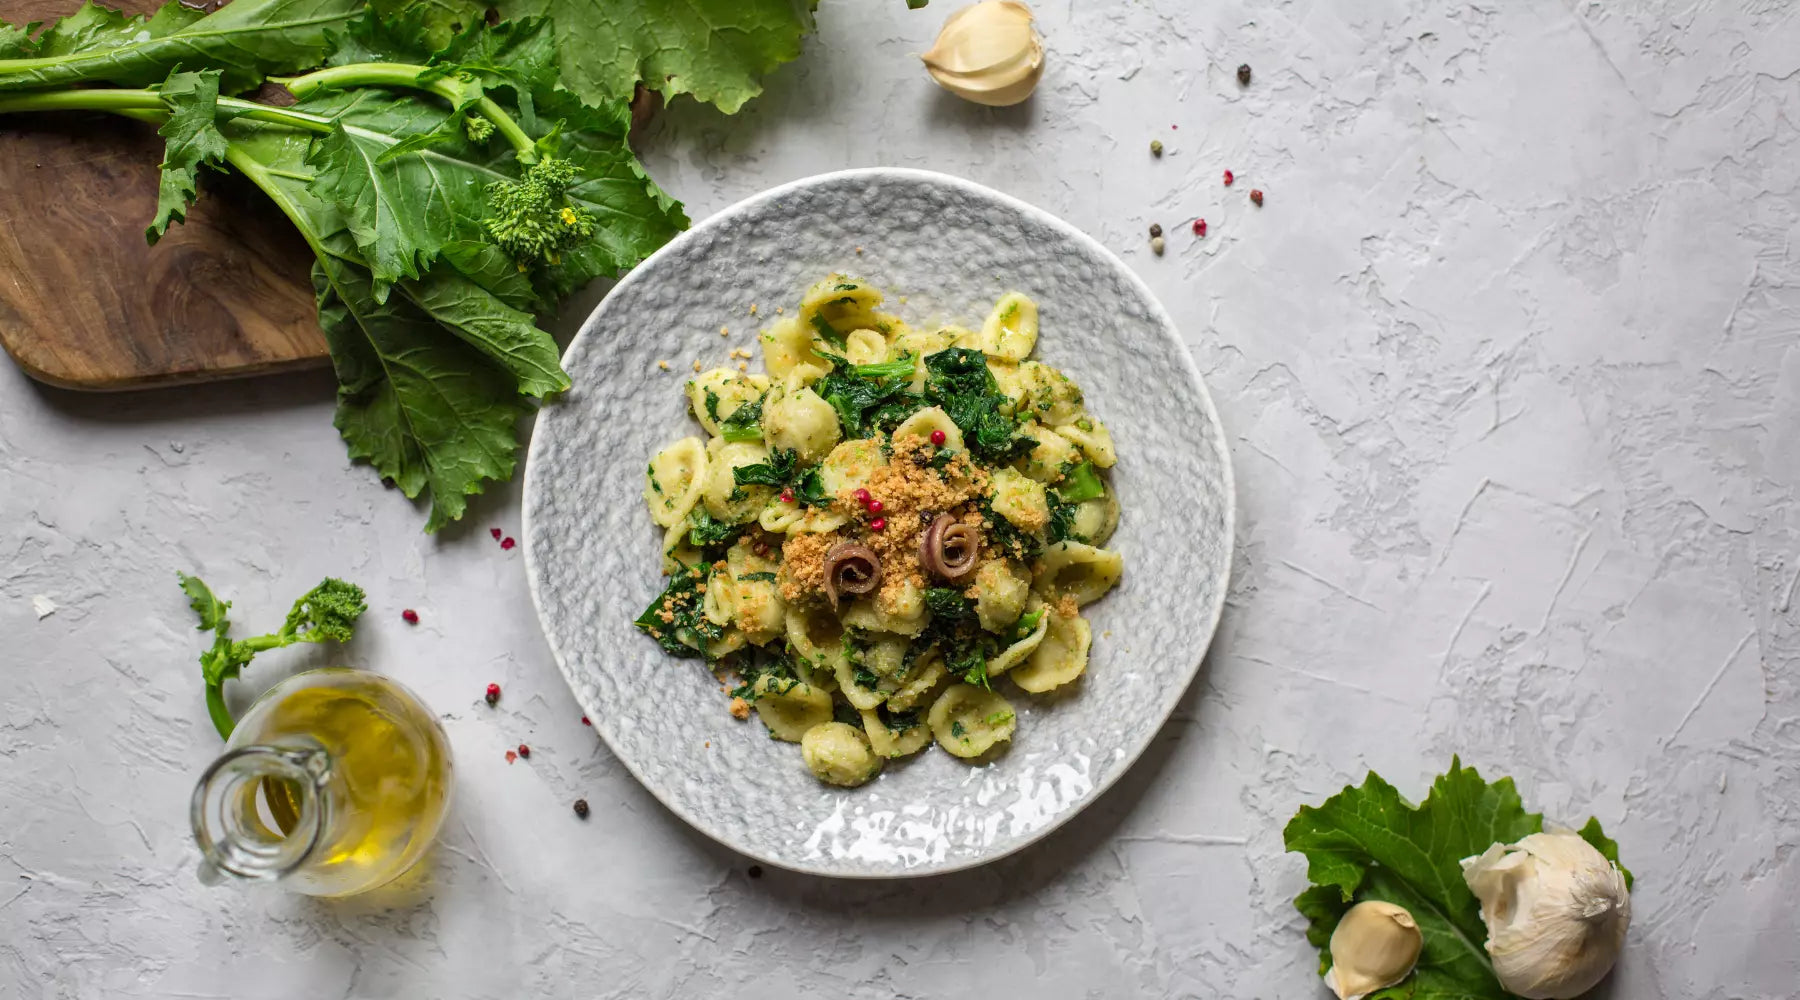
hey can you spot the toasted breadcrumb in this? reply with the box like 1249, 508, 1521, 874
657, 360, 671, 371
728, 697, 750, 720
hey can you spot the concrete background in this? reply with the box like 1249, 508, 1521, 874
3, 0, 1797, 996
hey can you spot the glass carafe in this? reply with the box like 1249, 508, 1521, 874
190, 668, 454, 897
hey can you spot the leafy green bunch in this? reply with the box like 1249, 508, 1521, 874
0, 0, 820, 530
1284, 758, 1632, 1000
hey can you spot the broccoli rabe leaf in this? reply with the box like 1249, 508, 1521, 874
1283, 759, 1633, 1000
634, 564, 724, 660
733, 448, 830, 507
813, 352, 922, 438
719, 397, 765, 443
924, 348, 1034, 464
686, 508, 744, 549
0, 0, 360, 94
372, 0, 818, 113
148, 69, 230, 244
178, 574, 367, 740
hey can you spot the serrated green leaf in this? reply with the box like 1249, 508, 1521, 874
0, 0, 361, 93
300, 88, 493, 294
1577, 816, 1633, 891
176, 572, 230, 632
0, 22, 33, 58
148, 69, 230, 244
1283, 759, 1543, 1000
437, 239, 544, 312
312, 248, 526, 532
396, 266, 567, 397
370, 0, 817, 113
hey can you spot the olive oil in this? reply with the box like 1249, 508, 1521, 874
193, 669, 453, 897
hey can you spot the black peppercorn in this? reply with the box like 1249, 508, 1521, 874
747, 865, 763, 879
1149, 223, 1163, 239
573, 798, 589, 818
1237, 63, 1251, 86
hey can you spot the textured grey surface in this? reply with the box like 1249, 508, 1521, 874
3, 0, 1798, 996
523, 169, 1233, 876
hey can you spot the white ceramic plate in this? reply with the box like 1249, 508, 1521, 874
524, 169, 1233, 877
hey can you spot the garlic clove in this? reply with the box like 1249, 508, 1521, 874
921, 1, 1045, 107
1461, 831, 1630, 999
1325, 900, 1423, 1000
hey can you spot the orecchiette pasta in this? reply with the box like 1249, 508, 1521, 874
636, 278, 1124, 787
928, 684, 1017, 758
1033, 541, 1124, 607
1009, 607, 1091, 693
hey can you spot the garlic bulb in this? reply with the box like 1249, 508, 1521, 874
1460, 831, 1631, 999
920, 1, 1044, 107
1325, 900, 1423, 1000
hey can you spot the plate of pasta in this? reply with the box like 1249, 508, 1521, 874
524, 169, 1233, 877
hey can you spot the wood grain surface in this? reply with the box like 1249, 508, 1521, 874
0, 0, 327, 391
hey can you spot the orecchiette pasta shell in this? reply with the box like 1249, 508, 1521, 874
800, 721, 882, 787
834, 654, 888, 711
763, 382, 841, 463
860, 634, 911, 679
705, 627, 748, 660
1058, 418, 1116, 469
660, 520, 701, 575
843, 594, 928, 636
927, 684, 1017, 759
1016, 360, 1084, 427
990, 467, 1050, 534
752, 677, 833, 742
891, 406, 965, 452
785, 608, 846, 690
644, 437, 707, 528
702, 574, 735, 627
819, 438, 885, 497
860, 710, 933, 758
1033, 541, 1124, 606
701, 439, 774, 523
980, 292, 1039, 362
759, 315, 820, 380
972, 559, 1031, 633
1009, 609, 1091, 693
843, 328, 888, 366
685, 369, 769, 436
885, 652, 947, 711
1072, 491, 1119, 546
1018, 422, 1078, 483
988, 608, 1050, 675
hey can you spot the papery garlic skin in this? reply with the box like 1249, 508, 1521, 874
1461, 831, 1631, 999
921, 1, 1044, 107
1324, 900, 1424, 1000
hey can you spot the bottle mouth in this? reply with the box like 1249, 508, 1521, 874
191, 744, 331, 884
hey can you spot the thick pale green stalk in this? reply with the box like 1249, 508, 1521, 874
0, 87, 334, 135
280, 62, 536, 160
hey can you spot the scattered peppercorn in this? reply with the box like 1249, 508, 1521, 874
1250, 189, 1264, 206
581, 715, 591, 726
1193, 218, 1207, 237
1149, 223, 1163, 238
870, 517, 887, 532
402, 608, 419, 624
1223, 169, 1234, 186
867, 499, 884, 514
490, 528, 502, 540
779, 488, 794, 504
854, 488, 872, 505
517, 743, 530, 759
485, 682, 501, 705
747, 865, 763, 879
573, 798, 590, 819
1237, 63, 1251, 85
929, 429, 947, 446
500, 537, 516, 550
1151, 236, 1166, 255
505, 750, 517, 763
1150, 139, 1163, 157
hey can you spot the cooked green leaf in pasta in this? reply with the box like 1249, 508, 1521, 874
635, 276, 1125, 786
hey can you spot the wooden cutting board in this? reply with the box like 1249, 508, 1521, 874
0, 0, 327, 391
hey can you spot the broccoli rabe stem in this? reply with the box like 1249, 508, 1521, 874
278, 62, 537, 161
0, 88, 336, 134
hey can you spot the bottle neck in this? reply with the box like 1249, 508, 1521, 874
190, 744, 334, 886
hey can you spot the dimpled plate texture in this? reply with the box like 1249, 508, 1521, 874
523, 169, 1233, 877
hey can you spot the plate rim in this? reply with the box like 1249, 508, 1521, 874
523, 166, 1236, 878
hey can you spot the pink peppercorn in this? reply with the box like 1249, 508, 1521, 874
1193, 218, 1207, 237
485, 683, 501, 705
1250, 189, 1264, 206
1223, 170, 1234, 186
517, 744, 530, 759
581, 716, 591, 726
930, 430, 947, 446
870, 517, 887, 531
780, 489, 794, 503
490, 528, 502, 540
501, 537, 516, 550
505, 750, 517, 764
854, 488, 871, 505
402, 609, 419, 624
867, 500, 884, 514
